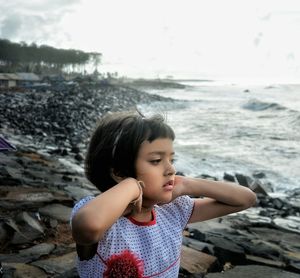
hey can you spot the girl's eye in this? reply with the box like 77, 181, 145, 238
170, 158, 176, 164
150, 159, 161, 165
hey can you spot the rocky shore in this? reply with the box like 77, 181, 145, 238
0, 79, 300, 277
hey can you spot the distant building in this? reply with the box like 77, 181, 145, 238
16, 72, 40, 87
0, 72, 41, 88
0, 73, 21, 88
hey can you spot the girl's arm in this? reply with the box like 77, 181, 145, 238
173, 176, 257, 223
71, 178, 142, 245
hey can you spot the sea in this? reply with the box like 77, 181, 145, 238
138, 80, 300, 193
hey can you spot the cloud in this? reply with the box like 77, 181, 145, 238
0, 0, 80, 13
0, 0, 81, 44
254, 32, 263, 47
1, 16, 22, 38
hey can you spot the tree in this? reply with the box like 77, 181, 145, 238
0, 38, 102, 74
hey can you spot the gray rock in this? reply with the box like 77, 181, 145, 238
183, 236, 215, 255
39, 204, 72, 223
181, 245, 217, 275
235, 173, 270, 194
19, 243, 55, 257
273, 216, 300, 234
11, 212, 44, 244
0, 222, 8, 243
0, 243, 55, 264
2, 262, 48, 277
0, 186, 72, 209
205, 265, 300, 278
64, 184, 95, 201
206, 235, 246, 265
31, 252, 77, 275
245, 254, 286, 268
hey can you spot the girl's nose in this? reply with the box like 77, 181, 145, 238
165, 162, 176, 176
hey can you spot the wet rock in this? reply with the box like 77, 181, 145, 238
64, 184, 96, 201
197, 174, 217, 181
205, 264, 300, 278
235, 173, 252, 187
256, 194, 300, 217
0, 166, 23, 185
288, 261, 300, 274
54, 267, 80, 278
57, 158, 84, 174
74, 153, 84, 162
10, 212, 44, 245
187, 229, 206, 242
235, 173, 270, 195
245, 254, 286, 268
38, 204, 72, 223
19, 243, 55, 258
2, 262, 48, 277
0, 186, 72, 209
206, 236, 246, 265
223, 173, 235, 182
273, 216, 300, 234
180, 245, 217, 275
250, 180, 272, 195
0, 243, 55, 264
242, 238, 282, 259
183, 236, 215, 255
252, 171, 266, 179
49, 219, 58, 228
188, 217, 236, 236
31, 251, 77, 276
71, 145, 80, 154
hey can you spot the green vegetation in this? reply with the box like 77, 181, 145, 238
0, 38, 102, 74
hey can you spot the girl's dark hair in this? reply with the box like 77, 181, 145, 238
85, 111, 175, 192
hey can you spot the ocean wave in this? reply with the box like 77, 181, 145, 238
139, 100, 192, 112
242, 99, 287, 111
290, 114, 300, 127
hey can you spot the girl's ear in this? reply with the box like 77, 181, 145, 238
110, 169, 125, 183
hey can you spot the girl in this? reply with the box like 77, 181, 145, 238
71, 111, 256, 277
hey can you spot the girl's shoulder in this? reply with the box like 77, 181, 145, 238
159, 195, 194, 211
155, 195, 194, 229
71, 195, 95, 221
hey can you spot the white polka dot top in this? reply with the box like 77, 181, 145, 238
71, 195, 194, 277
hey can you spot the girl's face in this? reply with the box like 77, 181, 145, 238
135, 138, 176, 206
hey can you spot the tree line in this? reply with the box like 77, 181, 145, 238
0, 38, 102, 74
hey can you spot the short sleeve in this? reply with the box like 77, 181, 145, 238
173, 195, 195, 228
70, 196, 95, 228
160, 195, 194, 229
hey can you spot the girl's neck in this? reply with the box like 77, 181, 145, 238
131, 206, 153, 222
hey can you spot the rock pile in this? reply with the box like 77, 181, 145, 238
0, 82, 171, 148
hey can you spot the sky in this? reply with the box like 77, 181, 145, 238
0, 0, 300, 82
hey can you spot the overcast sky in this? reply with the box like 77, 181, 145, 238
1, 0, 300, 82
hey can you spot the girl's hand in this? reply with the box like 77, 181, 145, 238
131, 181, 145, 213
171, 175, 186, 200
123, 180, 145, 216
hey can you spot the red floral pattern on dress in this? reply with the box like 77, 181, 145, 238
103, 250, 144, 278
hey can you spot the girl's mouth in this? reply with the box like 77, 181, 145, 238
163, 180, 174, 191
